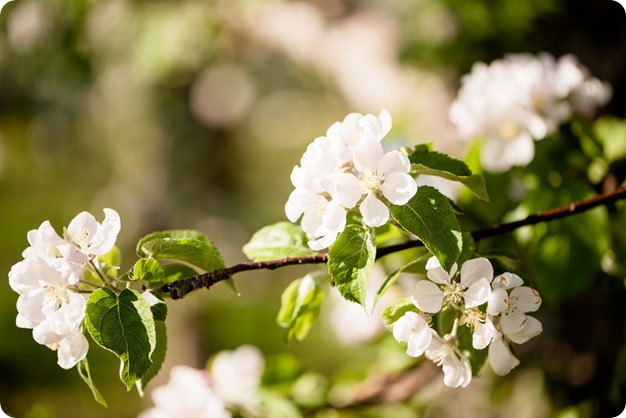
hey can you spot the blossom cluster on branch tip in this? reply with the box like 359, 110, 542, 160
393, 256, 542, 388
285, 109, 417, 250
139, 345, 265, 418
450, 53, 612, 173
7, 209, 120, 369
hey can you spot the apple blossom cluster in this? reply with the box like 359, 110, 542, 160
7, 209, 121, 369
450, 53, 612, 173
285, 109, 418, 250
138, 345, 265, 418
393, 256, 542, 388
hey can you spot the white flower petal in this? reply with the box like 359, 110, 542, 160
507, 316, 542, 344
442, 351, 472, 388
425, 256, 454, 285
380, 172, 417, 205
334, 173, 363, 208
359, 194, 389, 227
353, 139, 384, 175
57, 330, 89, 369
492, 272, 524, 289
463, 277, 491, 308
511, 286, 542, 313
322, 200, 347, 233
500, 310, 527, 336
87, 208, 121, 256
460, 257, 493, 288
488, 338, 520, 376
377, 151, 410, 176
67, 211, 99, 248
473, 320, 499, 350
487, 287, 509, 316
411, 280, 445, 313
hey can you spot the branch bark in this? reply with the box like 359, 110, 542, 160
162, 185, 626, 300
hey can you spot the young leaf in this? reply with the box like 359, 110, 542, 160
276, 275, 323, 342
243, 222, 317, 261
133, 258, 165, 283
408, 144, 489, 201
136, 321, 167, 396
85, 288, 157, 390
77, 357, 108, 407
136, 230, 226, 274
328, 224, 376, 306
390, 186, 463, 272
381, 298, 418, 330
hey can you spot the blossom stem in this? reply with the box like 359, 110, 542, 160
89, 259, 115, 290
162, 184, 626, 300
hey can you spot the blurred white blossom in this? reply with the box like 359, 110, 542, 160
138, 366, 231, 418
450, 53, 611, 173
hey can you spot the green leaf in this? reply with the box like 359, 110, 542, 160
276, 275, 323, 342
381, 298, 418, 330
77, 357, 107, 407
408, 144, 489, 201
390, 186, 463, 272
137, 230, 226, 274
136, 321, 167, 396
133, 258, 165, 283
328, 224, 376, 306
141, 290, 168, 321
85, 288, 157, 390
243, 222, 317, 261
434, 306, 457, 337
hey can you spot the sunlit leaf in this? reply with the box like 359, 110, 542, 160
390, 186, 463, 272
85, 288, 156, 390
381, 298, 418, 330
408, 144, 489, 201
328, 224, 376, 306
77, 357, 107, 407
276, 275, 323, 342
243, 222, 317, 261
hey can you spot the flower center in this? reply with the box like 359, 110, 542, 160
461, 308, 484, 330
445, 283, 464, 304
43, 285, 66, 306
361, 173, 383, 193
72, 228, 91, 248
498, 121, 520, 141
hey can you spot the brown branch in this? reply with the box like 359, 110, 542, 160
162, 185, 626, 300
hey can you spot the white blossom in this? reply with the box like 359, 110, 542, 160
473, 317, 520, 376
425, 331, 472, 388
9, 257, 89, 368
211, 345, 265, 409
393, 311, 432, 357
285, 109, 413, 248
139, 366, 231, 418
334, 139, 417, 227
411, 257, 493, 313
450, 53, 611, 173
326, 109, 391, 163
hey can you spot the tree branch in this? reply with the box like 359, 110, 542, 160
162, 185, 626, 300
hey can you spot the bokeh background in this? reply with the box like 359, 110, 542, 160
0, 0, 625, 417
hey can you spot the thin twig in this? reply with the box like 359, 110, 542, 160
162, 185, 626, 300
